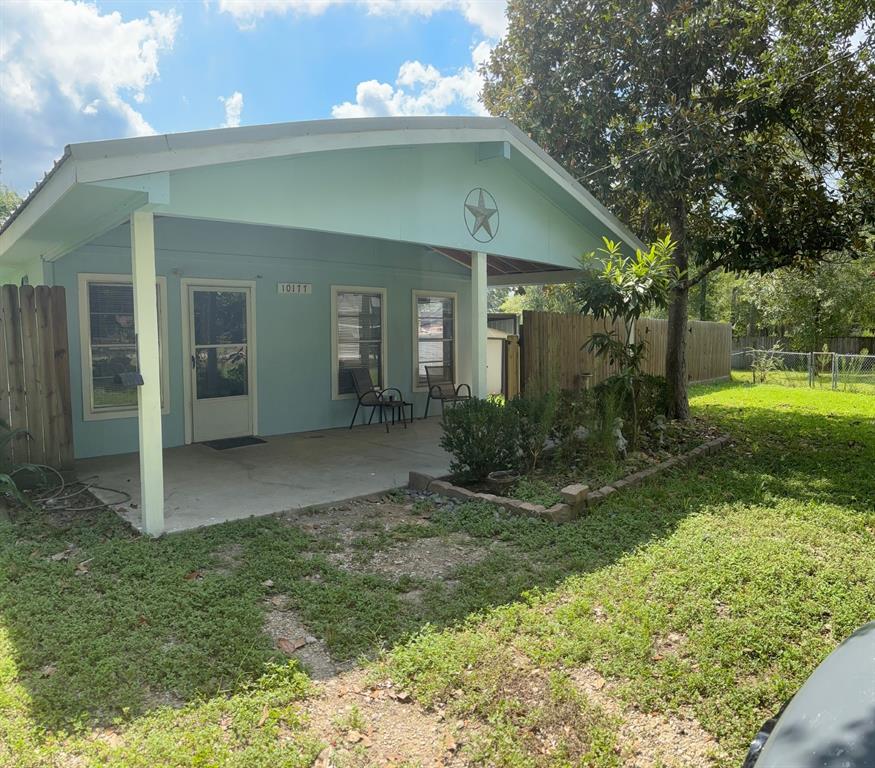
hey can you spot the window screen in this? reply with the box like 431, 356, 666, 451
335, 290, 383, 395
415, 294, 455, 386
87, 282, 162, 411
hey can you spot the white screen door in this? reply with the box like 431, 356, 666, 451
188, 285, 253, 442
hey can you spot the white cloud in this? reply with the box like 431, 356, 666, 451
331, 41, 491, 118
0, 2, 179, 192
219, 91, 244, 127
217, 0, 507, 39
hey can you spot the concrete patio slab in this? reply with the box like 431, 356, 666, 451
77, 419, 449, 533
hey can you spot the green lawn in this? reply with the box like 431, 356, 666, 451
1, 382, 873, 766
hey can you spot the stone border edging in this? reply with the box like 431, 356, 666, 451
409, 435, 731, 523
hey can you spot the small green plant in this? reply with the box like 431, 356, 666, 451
576, 235, 676, 447
506, 390, 558, 473
589, 378, 627, 457
511, 476, 563, 507
551, 388, 597, 463
333, 703, 366, 732
0, 423, 46, 511
750, 344, 784, 383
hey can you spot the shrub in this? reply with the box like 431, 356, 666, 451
588, 378, 627, 456
440, 376, 668, 481
634, 374, 669, 427
439, 398, 519, 481
551, 388, 595, 464
551, 374, 669, 460
506, 390, 558, 472
440, 392, 560, 481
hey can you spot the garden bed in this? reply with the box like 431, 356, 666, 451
412, 419, 730, 522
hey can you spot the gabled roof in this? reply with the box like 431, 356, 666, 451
1, 116, 646, 269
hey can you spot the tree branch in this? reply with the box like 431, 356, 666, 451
677, 259, 725, 290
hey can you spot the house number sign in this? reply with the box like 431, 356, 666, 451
277, 282, 312, 295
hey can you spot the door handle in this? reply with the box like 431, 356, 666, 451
191, 354, 196, 369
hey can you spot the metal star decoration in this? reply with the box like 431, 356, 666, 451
464, 188, 499, 242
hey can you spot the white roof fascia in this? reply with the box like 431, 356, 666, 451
0, 158, 76, 261
67, 117, 645, 252
499, 122, 648, 253
70, 124, 512, 183
3, 117, 647, 262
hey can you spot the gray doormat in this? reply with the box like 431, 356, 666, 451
202, 436, 267, 450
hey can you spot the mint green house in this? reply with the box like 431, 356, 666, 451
0, 117, 644, 535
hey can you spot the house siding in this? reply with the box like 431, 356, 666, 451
55, 217, 472, 459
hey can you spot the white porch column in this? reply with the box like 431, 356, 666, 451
471, 250, 488, 397
130, 209, 164, 536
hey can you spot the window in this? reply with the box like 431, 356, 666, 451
413, 292, 456, 388
332, 287, 386, 398
79, 274, 169, 419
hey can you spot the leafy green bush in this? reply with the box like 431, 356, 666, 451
633, 374, 669, 427
551, 375, 669, 460
505, 390, 557, 472
439, 398, 519, 481
440, 377, 667, 481
440, 392, 559, 481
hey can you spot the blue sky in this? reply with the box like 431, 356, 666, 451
0, 0, 507, 193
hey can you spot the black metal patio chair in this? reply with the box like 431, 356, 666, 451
424, 364, 471, 418
347, 367, 412, 432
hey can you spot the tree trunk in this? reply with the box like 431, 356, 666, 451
665, 201, 690, 420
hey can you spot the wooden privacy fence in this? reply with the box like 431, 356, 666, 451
0, 285, 74, 470
519, 310, 731, 393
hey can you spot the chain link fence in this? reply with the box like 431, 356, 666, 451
731, 348, 875, 394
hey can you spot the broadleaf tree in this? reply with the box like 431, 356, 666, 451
482, 0, 875, 417
577, 235, 676, 447
0, 184, 22, 226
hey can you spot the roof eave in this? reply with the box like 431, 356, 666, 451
1, 116, 646, 262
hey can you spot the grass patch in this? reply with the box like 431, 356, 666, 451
383, 383, 875, 765
1, 381, 872, 765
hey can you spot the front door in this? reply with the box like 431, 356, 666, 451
188, 284, 253, 442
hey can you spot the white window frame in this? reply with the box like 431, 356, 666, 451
412, 290, 458, 392
331, 285, 388, 400
78, 273, 170, 421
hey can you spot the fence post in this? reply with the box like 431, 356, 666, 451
807, 352, 814, 388
831, 353, 838, 390
505, 334, 520, 400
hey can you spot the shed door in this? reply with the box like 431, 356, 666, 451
188, 285, 253, 442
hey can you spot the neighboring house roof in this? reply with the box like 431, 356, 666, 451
0, 116, 646, 274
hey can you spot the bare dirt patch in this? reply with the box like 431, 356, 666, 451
208, 541, 245, 575
284, 495, 429, 545
286, 492, 503, 581
570, 666, 726, 767
304, 669, 468, 767
263, 604, 350, 680
331, 532, 493, 580
652, 630, 687, 660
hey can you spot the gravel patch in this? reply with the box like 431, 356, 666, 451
263, 605, 349, 680
328, 532, 492, 579
570, 666, 726, 767
305, 669, 468, 767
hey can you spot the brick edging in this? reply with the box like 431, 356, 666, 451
409, 435, 731, 523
